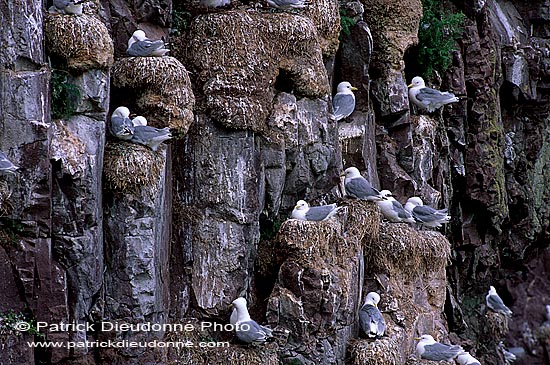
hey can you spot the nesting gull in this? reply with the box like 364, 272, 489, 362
0, 150, 19, 175
331, 81, 358, 121
486, 286, 513, 317
132, 116, 148, 127
267, 0, 308, 10
408, 76, 459, 113
127, 30, 170, 57
131, 125, 172, 151
49, 0, 85, 15
110, 107, 135, 140
291, 200, 340, 222
341, 167, 385, 201
404, 197, 451, 228
199, 0, 231, 7
359, 292, 386, 339
456, 352, 481, 365
376, 190, 415, 223
231, 297, 273, 344
415, 334, 464, 361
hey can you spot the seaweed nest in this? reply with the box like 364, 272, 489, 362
44, 14, 114, 71
484, 311, 509, 339
350, 337, 401, 365
103, 142, 165, 194
112, 57, 195, 132
365, 221, 450, 281
0, 181, 13, 216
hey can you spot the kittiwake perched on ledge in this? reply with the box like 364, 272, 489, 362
48, 0, 86, 15
404, 197, 451, 228
266, 0, 308, 10
456, 352, 481, 365
131, 125, 172, 152
486, 286, 513, 317
127, 30, 170, 57
415, 334, 464, 361
341, 167, 385, 201
0, 150, 19, 175
408, 76, 459, 113
291, 200, 340, 222
331, 81, 358, 121
359, 292, 386, 339
376, 190, 415, 223
110, 106, 135, 140
231, 297, 273, 344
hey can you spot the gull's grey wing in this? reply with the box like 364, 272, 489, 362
131, 126, 172, 151
412, 205, 447, 222
345, 177, 381, 200
487, 294, 511, 313
332, 93, 355, 120
416, 87, 457, 103
422, 343, 463, 361
236, 320, 272, 343
305, 204, 337, 221
110, 116, 134, 140
391, 200, 412, 219
127, 40, 166, 57
269, 0, 307, 8
359, 304, 386, 338
53, 0, 70, 8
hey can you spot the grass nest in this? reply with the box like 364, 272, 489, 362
103, 142, 164, 194
350, 337, 401, 365
44, 14, 113, 71
365, 221, 450, 281
484, 311, 509, 339
111, 57, 195, 131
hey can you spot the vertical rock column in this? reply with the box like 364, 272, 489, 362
44, 11, 114, 363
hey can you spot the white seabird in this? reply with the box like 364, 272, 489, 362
266, 0, 308, 10
486, 286, 513, 317
291, 200, 340, 222
376, 190, 415, 223
49, 0, 85, 15
408, 76, 459, 113
231, 297, 273, 344
359, 292, 386, 339
404, 196, 451, 228
341, 167, 385, 201
416, 334, 464, 361
0, 150, 19, 175
127, 30, 170, 57
110, 106, 135, 140
332, 81, 358, 121
456, 351, 481, 365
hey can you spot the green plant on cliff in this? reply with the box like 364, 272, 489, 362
172, 2, 192, 35
0, 310, 41, 337
50, 69, 80, 120
339, 9, 357, 41
417, 0, 465, 77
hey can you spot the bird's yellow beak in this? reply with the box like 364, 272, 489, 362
414, 337, 421, 340
351, 86, 358, 91
340, 171, 346, 177
229, 303, 233, 309
407, 83, 413, 88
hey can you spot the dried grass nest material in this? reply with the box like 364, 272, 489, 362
111, 57, 195, 131
485, 311, 509, 339
350, 337, 401, 365
0, 181, 13, 216
365, 221, 451, 279
103, 142, 164, 193
44, 14, 114, 71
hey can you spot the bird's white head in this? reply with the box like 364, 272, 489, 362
113, 106, 130, 118
342, 166, 361, 179
365, 292, 381, 307
294, 200, 309, 211
132, 116, 148, 126
408, 76, 425, 88
232, 297, 247, 311
336, 81, 358, 93
379, 190, 393, 198
489, 286, 497, 294
132, 30, 147, 41
406, 196, 424, 207
417, 334, 435, 343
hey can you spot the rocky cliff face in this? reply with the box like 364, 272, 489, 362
0, 0, 549, 365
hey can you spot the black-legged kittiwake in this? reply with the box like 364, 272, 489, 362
456, 352, 481, 365
0, 150, 19, 175
415, 334, 464, 361
49, 0, 85, 15
486, 286, 513, 317
110, 106, 135, 140
231, 297, 273, 344
131, 125, 172, 151
199, 0, 230, 7
359, 292, 386, 339
266, 0, 308, 10
404, 197, 451, 228
341, 167, 385, 201
127, 30, 170, 57
376, 190, 415, 223
331, 81, 358, 121
132, 116, 148, 127
408, 76, 459, 113
291, 200, 340, 222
